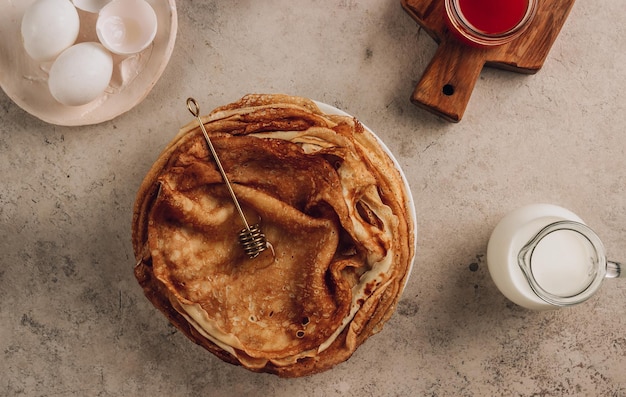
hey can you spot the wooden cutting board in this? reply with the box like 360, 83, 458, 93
401, 0, 576, 122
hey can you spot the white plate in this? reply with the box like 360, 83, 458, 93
0, 0, 177, 126
315, 101, 417, 289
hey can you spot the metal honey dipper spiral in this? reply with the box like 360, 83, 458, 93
186, 98, 270, 259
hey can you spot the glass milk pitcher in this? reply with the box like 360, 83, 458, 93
487, 204, 622, 310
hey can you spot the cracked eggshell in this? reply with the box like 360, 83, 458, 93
96, 0, 158, 55
72, 0, 111, 13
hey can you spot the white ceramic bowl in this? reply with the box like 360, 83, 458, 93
0, 0, 177, 126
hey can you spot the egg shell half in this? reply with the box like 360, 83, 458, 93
96, 0, 158, 55
72, 0, 111, 13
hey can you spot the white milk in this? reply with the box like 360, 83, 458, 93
486, 204, 586, 310
529, 229, 597, 297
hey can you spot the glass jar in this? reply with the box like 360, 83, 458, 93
444, 0, 538, 47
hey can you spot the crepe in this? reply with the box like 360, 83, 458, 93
132, 94, 415, 377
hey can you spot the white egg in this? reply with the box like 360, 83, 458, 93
48, 42, 113, 106
21, 0, 80, 61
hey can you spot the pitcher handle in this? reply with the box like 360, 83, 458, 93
607, 261, 622, 278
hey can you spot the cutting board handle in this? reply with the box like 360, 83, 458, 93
411, 39, 488, 122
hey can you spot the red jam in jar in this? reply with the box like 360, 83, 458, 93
445, 0, 537, 47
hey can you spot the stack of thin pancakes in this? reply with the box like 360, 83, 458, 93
132, 94, 415, 377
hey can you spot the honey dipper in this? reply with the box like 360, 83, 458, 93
186, 98, 270, 259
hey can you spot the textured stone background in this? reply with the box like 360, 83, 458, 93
2, 0, 626, 396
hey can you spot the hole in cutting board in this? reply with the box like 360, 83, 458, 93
442, 84, 455, 96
